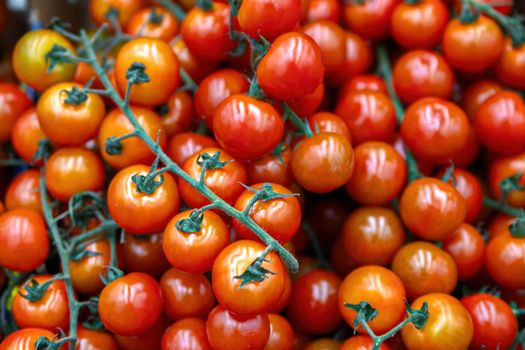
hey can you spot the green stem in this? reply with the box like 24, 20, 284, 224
179, 67, 197, 93
482, 196, 523, 217
70, 220, 118, 246
376, 45, 403, 124
282, 103, 313, 138
0, 158, 27, 167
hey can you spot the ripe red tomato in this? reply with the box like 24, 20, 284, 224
496, 38, 525, 89
257, 32, 324, 101
108, 164, 180, 234
167, 132, 219, 167
400, 178, 467, 241
339, 74, 387, 97
76, 326, 118, 350
126, 6, 179, 42
287, 269, 342, 334
213, 94, 284, 160
392, 242, 458, 300
99, 272, 164, 336
304, 339, 342, 350
342, 207, 405, 266
12, 274, 69, 332
122, 233, 171, 277
393, 51, 455, 104
89, 0, 144, 26
402, 293, 473, 350
442, 223, 485, 281
160, 91, 195, 137
171, 37, 218, 83
461, 80, 502, 119
287, 83, 325, 117
307, 112, 351, 140
390, 0, 449, 49
0, 83, 32, 142
163, 209, 229, 273
115, 317, 170, 350
0, 328, 65, 350
442, 16, 504, 73
212, 240, 285, 315
450, 126, 480, 168
264, 314, 295, 350
0, 209, 48, 272
342, 0, 399, 41
474, 90, 525, 155
5, 169, 42, 213
305, 0, 341, 23
328, 32, 373, 86
245, 147, 294, 187
11, 108, 46, 164
161, 318, 211, 350
488, 152, 525, 208
341, 335, 391, 350
485, 231, 525, 288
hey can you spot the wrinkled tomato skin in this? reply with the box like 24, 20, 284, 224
122, 233, 171, 277
5, 169, 42, 213
161, 318, 211, 350
461, 80, 502, 119
89, 0, 144, 26
307, 112, 351, 141
392, 242, 457, 300
341, 335, 391, 350
213, 94, 284, 160
167, 132, 219, 167
328, 32, 373, 86
11, 108, 46, 164
287, 269, 342, 335
461, 293, 518, 350
161, 91, 195, 137
0, 328, 66, 350
257, 32, 324, 101
245, 147, 294, 187
206, 305, 270, 350
486, 233, 525, 288
305, 0, 341, 23
496, 38, 525, 89
126, 6, 179, 42
342, 0, 399, 41
76, 326, 119, 350
393, 51, 455, 104
442, 224, 485, 281
264, 314, 295, 350
345, 141, 406, 205
0, 83, 32, 142
488, 152, 525, 208
99, 272, 164, 336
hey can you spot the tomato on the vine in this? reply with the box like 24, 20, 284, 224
126, 6, 179, 42
122, 233, 171, 277
264, 314, 295, 350
0, 83, 32, 142
0, 328, 65, 350
245, 147, 294, 187
342, 0, 399, 41
89, 0, 144, 26
305, 0, 341, 23
442, 223, 485, 281
341, 335, 391, 350
160, 91, 195, 137
161, 318, 211, 350
495, 38, 525, 89
76, 326, 119, 350
11, 108, 46, 164
485, 231, 525, 288
167, 132, 219, 166
5, 169, 42, 213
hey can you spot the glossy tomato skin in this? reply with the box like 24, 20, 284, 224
37, 82, 105, 146
181, 2, 235, 62
122, 233, 171, 277
0, 209, 48, 272
461, 293, 518, 350
178, 147, 247, 208
76, 326, 119, 350
340, 74, 387, 96
160, 91, 195, 137
496, 39, 525, 89
161, 318, 211, 350
335, 91, 396, 145
89, 0, 144, 26
13, 29, 76, 91
345, 141, 406, 205
245, 147, 294, 187
474, 90, 525, 155
212, 240, 285, 315
99, 272, 164, 336
307, 112, 351, 140
328, 32, 373, 86
172, 37, 218, 83
393, 51, 454, 104
304, 339, 342, 350
126, 6, 179, 42
402, 293, 473, 350
116, 38, 179, 106
108, 165, 180, 234
392, 242, 457, 300
342, 207, 405, 266
287, 269, 342, 334
390, 0, 448, 49
160, 268, 215, 321
342, 0, 399, 41
13, 275, 69, 332
442, 223, 485, 281
163, 209, 229, 273
0, 83, 32, 142
238, 0, 300, 41
461, 80, 502, 119
451, 126, 480, 168
5, 169, 42, 213
488, 152, 525, 208
167, 132, 219, 167
11, 108, 46, 164
195, 69, 249, 130
264, 314, 294, 350
257, 32, 324, 101
305, 0, 341, 23
98, 107, 167, 169
288, 83, 325, 117
400, 178, 467, 241
268, 271, 292, 314
206, 305, 270, 350
442, 16, 504, 73
341, 335, 391, 350
233, 183, 301, 244
0, 328, 65, 350
339, 266, 406, 334
486, 233, 525, 288
213, 94, 284, 160
115, 317, 170, 350
292, 133, 354, 193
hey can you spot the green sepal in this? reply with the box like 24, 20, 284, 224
148, 7, 164, 24
406, 301, 429, 330
132, 173, 164, 195
176, 210, 204, 233
105, 136, 123, 155
62, 86, 88, 105
100, 266, 124, 285
344, 301, 378, 328
234, 250, 275, 288
499, 172, 525, 201
45, 44, 74, 73
126, 62, 150, 85
71, 249, 102, 262
197, 151, 231, 170
33, 139, 52, 164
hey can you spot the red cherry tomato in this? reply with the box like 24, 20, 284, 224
339, 74, 387, 97
0, 328, 65, 350
160, 91, 195, 137
122, 233, 171, 277
461, 80, 502, 119
167, 132, 219, 167
305, 0, 341, 23
244, 147, 294, 187
126, 6, 179, 42
488, 152, 525, 208
264, 314, 295, 350
161, 318, 211, 350
287, 83, 325, 118
171, 37, 218, 83
442, 223, 485, 281
307, 112, 351, 140
341, 335, 391, 350
76, 326, 118, 350
115, 317, 170, 350
328, 32, 373, 86
486, 231, 525, 288
89, 0, 144, 26
11, 108, 46, 164
342, 0, 399, 41
496, 38, 525, 89
5, 169, 42, 213
0, 83, 32, 142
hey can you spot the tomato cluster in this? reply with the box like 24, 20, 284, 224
0, 0, 524, 349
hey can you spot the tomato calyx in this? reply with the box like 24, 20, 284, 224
62, 85, 88, 105
234, 244, 276, 288
45, 44, 76, 73
240, 183, 298, 216
147, 8, 164, 25
19, 274, 68, 302
440, 163, 457, 186
175, 209, 205, 233
404, 0, 422, 4
34, 139, 52, 164
196, 0, 213, 11
196, 151, 231, 184
35, 332, 74, 350
100, 265, 124, 285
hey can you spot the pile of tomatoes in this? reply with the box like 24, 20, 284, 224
0, 0, 524, 349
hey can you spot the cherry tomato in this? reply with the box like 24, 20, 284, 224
172, 37, 218, 83
13, 29, 77, 91
450, 126, 480, 168
287, 269, 342, 334
5, 169, 42, 213
304, 339, 342, 350
342, 0, 399, 41
330, 238, 356, 277
488, 152, 525, 208
178, 147, 247, 208
485, 231, 525, 288
89, 0, 144, 26
400, 178, 467, 241
11, 108, 46, 164
264, 314, 294, 350
0, 328, 65, 350
44, 148, 106, 202
257, 32, 324, 101
238, 0, 300, 41
442, 16, 504, 73
442, 223, 485, 281
393, 51, 454, 105
122, 233, 171, 277
74, 61, 103, 90
160, 268, 215, 321
99, 272, 164, 336
76, 326, 118, 350
161, 318, 211, 350
181, 2, 235, 62
402, 293, 473, 350
167, 132, 219, 167
213, 94, 284, 160
115, 317, 170, 350
339, 74, 387, 97
345, 141, 406, 205
390, 0, 449, 49
342, 207, 405, 266
496, 38, 525, 89
212, 240, 285, 315
13, 275, 69, 332
126, 6, 179, 41
341, 335, 391, 350
206, 305, 270, 350
98, 107, 167, 169
287, 83, 325, 118
488, 213, 516, 240
307, 112, 351, 140
0, 209, 49, 272
329, 32, 373, 86
245, 147, 294, 187
291, 133, 354, 193
115, 38, 179, 106
108, 165, 180, 234
159, 91, 195, 137
335, 91, 396, 145
339, 266, 406, 334
461, 80, 502, 119
474, 90, 525, 155
392, 242, 458, 300
0, 83, 32, 142
268, 270, 292, 313
454, 0, 513, 15
37, 82, 105, 146
305, 0, 341, 23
